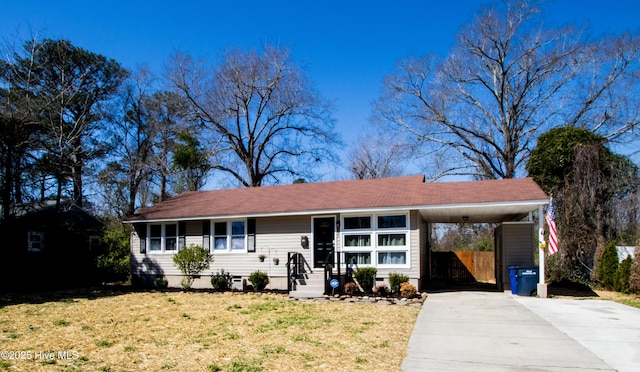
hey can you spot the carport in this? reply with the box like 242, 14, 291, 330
416, 179, 549, 295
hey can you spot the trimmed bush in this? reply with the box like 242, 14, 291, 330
344, 282, 358, 295
388, 272, 409, 294
373, 284, 390, 297
399, 282, 417, 298
596, 242, 619, 290
155, 276, 168, 289
614, 257, 633, 294
353, 267, 377, 294
211, 269, 233, 291
172, 245, 213, 290
248, 271, 269, 291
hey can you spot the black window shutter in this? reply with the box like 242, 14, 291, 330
136, 224, 147, 254
202, 220, 211, 250
178, 221, 186, 249
247, 218, 256, 252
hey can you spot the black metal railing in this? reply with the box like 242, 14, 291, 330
323, 250, 337, 294
286, 252, 313, 291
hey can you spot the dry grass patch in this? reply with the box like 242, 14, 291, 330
594, 289, 640, 309
0, 290, 420, 371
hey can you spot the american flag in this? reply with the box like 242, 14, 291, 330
545, 197, 558, 255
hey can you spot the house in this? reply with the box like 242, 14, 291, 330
0, 202, 104, 292
124, 175, 548, 296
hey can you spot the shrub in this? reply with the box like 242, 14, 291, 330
155, 276, 168, 289
373, 284, 390, 297
596, 241, 619, 290
630, 257, 640, 294
172, 245, 213, 290
353, 267, 377, 294
344, 282, 359, 295
95, 219, 131, 283
211, 269, 233, 291
399, 282, 417, 298
614, 257, 633, 294
388, 272, 409, 294
248, 271, 269, 291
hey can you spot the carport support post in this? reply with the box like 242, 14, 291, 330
537, 205, 548, 298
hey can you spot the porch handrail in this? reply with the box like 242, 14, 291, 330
286, 252, 313, 291
323, 250, 335, 294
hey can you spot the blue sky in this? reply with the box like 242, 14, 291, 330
1, 0, 639, 181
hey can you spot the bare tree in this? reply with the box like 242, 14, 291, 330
375, 0, 640, 180
167, 45, 339, 187
99, 67, 157, 217
347, 130, 408, 179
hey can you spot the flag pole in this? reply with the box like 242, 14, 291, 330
537, 204, 548, 298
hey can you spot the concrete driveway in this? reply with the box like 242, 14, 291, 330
402, 291, 640, 371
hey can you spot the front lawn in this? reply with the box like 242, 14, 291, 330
0, 289, 420, 371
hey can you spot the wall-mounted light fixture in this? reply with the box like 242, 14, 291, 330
301, 236, 309, 248
336, 220, 340, 232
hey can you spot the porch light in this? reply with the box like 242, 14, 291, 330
301, 236, 309, 248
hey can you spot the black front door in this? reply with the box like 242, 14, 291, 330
313, 217, 335, 268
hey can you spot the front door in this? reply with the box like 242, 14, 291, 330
313, 217, 335, 268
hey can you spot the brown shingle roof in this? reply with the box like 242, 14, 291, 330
125, 175, 548, 222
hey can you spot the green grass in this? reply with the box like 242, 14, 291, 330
96, 340, 115, 348
616, 297, 640, 309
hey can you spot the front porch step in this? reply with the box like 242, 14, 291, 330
289, 272, 326, 299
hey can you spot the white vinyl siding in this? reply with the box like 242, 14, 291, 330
130, 211, 423, 287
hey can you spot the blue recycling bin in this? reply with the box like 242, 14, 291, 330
508, 266, 518, 294
515, 267, 538, 296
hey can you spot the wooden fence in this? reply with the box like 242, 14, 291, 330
430, 251, 495, 283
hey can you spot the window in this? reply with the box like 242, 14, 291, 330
341, 213, 409, 268
231, 221, 245, 250
378, 233, 406, 246
27, 231, 44, 252
148, 223, 178, 253
344, 234, 371, 247
149, 224, 162, 251
377, 215, 406, 229
214, 222, 227, 251
211, 220, 247, 252
165, 224, 177, 251
378, 251, 407, 265
346, 252, 371, 265
344, 216, 371, 230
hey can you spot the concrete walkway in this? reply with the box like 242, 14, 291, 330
402, 291, 640, 371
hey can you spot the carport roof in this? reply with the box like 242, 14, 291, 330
125, 175, 548, 223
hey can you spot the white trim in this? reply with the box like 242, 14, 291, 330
124, 200, 549, 224
340, 211, 411, 269
146, 222, 179, 254
210, 218, 248, 254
